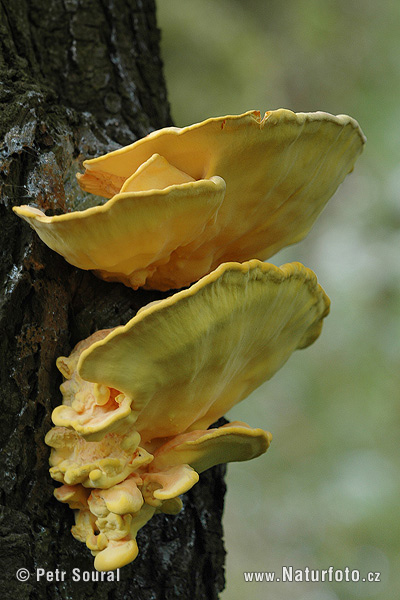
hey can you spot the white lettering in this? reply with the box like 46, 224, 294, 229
282, 566, 292, 582
310, 569, 320, 582
243, 566, 382, 585
243, 571, 276, 582
335, 569, 343, 582
71, 568, 120, 582
35, 568, 67, 582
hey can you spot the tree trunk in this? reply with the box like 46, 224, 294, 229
0, 1, 226, 598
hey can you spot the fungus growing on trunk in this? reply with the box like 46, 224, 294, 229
46, 259, 330, 570
13, 109, 365, 290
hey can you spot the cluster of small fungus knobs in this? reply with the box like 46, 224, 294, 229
14, 109, 365, 571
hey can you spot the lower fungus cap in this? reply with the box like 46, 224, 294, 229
74, 259, 329, 442
47, 258, 330, 571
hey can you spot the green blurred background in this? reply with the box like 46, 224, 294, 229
156, 1, 400, 598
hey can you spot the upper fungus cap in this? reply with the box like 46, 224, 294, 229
13, 109, 365, 290
63, 259, 330, 443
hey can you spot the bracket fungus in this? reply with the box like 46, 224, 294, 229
13, 109, 365, 290
46, 259, 330, 570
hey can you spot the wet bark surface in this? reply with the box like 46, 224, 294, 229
0, 1, 226, 598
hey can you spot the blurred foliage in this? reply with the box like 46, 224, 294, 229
157, 1, 400, 599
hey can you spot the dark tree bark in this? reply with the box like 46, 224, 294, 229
0, 1, 226, 599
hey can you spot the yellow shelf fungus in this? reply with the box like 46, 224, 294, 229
45, 427, 152, 488
13, 109, 365, 290
52, 422, 272, 571
46, 259, 330, 570
52, 260, 329, 443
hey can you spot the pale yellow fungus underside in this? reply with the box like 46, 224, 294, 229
52, 330, 137, 440
45, 426, 152, 488
141, 465, 199, 506
88, 476, 144, 516
75, 259, 329, 443
13, 109, 365, 291
150, 421, 272, 473
50, 420, 272, 571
